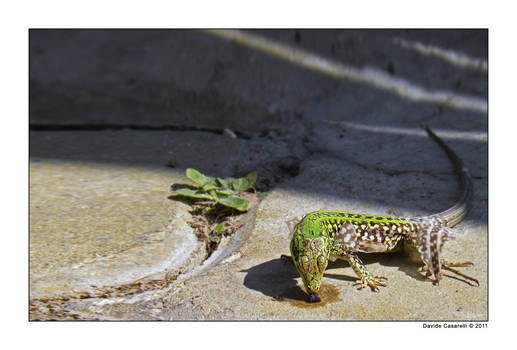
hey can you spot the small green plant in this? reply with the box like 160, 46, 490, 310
170, 168, 260, 258
170, 168, 257, 212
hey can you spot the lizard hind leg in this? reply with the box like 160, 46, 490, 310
411, 217, 453, 284
420, 259, 479, 286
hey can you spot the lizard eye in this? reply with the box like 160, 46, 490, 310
299, 255, 310, 274
312, 237, 324, 250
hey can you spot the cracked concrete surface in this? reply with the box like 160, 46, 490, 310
29, 29, 487, 320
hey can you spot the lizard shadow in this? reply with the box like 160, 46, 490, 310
359, 251, 429, 283
240, 258, 307, 302
241, 252, 427, 301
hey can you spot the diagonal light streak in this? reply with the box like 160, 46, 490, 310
393, 37, 488, 72
204, 30, 487, 114
323, 120, 487, 142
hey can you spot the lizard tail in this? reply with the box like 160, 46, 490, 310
423, 125, 473, 228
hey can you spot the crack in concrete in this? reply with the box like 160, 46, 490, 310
29, 124, 252, 139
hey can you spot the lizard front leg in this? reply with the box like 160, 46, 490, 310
331, 220, 389, 291
344, 251, 387, 292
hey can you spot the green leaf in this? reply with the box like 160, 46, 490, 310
210, 235, 221, 243
170, 187, 216, 200
215, 188, 233, 196
245, 172, 257, 187
186, 168, 212, 186
217, 196, 250, 212
232, 178, 249, 193
216, 177, 232, 189
208, 189, 218, 199
212, 223, 224, 235
202, 183, 216, 191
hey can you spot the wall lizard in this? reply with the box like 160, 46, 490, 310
287, 125, 479, 302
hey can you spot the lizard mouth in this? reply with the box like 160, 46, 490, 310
308, 293, 321, 303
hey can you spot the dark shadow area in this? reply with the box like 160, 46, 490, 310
241, 258, 304, 301
29, 29, 487, 132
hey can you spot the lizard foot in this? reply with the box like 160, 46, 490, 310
441, 260, 479, 286
353, 275, 388, 292
420, 260, 479, 286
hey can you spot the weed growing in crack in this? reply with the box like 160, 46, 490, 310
170, 168, 263, 257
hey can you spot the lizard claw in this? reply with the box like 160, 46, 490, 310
441, 260, 479, 286
353, 275, 388, 292
442, 260, 474, 268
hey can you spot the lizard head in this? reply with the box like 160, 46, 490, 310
290, 229, 330, 302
